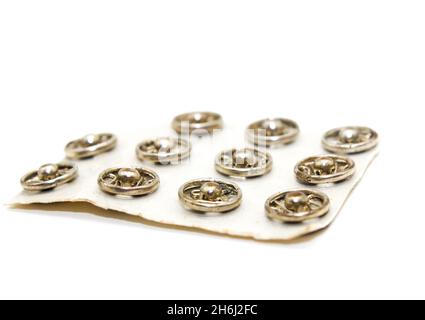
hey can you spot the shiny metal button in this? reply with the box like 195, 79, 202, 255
172, 112, 223, 135
215, 148, 272, 178
247, 118, 299, 147
136, 137, 191, 164
21, 163, 78, 191
98, 167, 160, 196
295, 155, 355, 185
65, 133, 117, 159
265, 189, 330, 223
322, 126, 379, 154
178, 178, 242, 213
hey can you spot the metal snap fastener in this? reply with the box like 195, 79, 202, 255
215, 148, 272, 178
178, 178, 242, 213
265, 189, 330, 223
136, 137, 191, 164
98, 167, 160, 196
247, 118, 299, 147
65, 133, 117, 159
21, 163, 78, 191
172, 112, 223, 135
322, 126, 378, 154
295, 155, 355, 185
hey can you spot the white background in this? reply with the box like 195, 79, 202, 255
0, 0, 424, 300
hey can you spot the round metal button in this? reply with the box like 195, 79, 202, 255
172, 112, 223, 135
136, 137, 191, 164
295, 155, 355, 185
178, 178, 242, 213
98, 167, 160, 196
215, 148, 272, 178
247, 118, 299, 147
322, 126, 379, 154
265, 189, 330, 223
21, 163, 78, 191
65, 133, 117, 159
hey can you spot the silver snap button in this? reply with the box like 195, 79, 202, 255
136, 137, 191, 164
265, 189, 330, 223
322, 126, 378, 154
215, 148, 272, 178
21, 163, 78, 191
247, 118, 299, 147
98, 167, 160, 196
65, 133, 117, 159
295, 155, 355, 184
179, 178, 242, 213
172, 112, 223, 135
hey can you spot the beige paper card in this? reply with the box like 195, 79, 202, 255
11, 126, 378, 241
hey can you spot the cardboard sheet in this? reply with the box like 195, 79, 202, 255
11, 126, 378, 241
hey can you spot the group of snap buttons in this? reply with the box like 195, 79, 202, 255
20, 111, 379, 223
